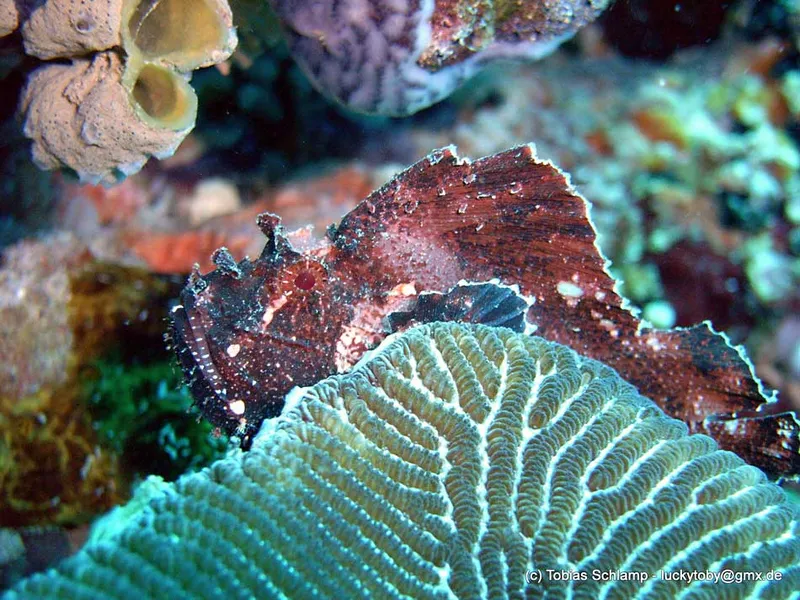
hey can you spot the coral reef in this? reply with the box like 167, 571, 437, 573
0, 234, 187, 526
16, 0, 237, 184
171, 146, 798, 478
7, 323, 800, 598
268, 0, 611, 115
1, 4, 798, 585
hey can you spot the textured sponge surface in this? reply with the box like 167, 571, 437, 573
7, 323, 799, 599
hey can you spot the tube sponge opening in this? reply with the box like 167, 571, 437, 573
131, 63, 196, 130
19, 52, 194, 185
125, 0, 235, 70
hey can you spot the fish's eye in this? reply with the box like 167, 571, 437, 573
276, 258, 329, 298
294, 268, 317, 291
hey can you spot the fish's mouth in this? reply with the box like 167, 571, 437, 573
170, 303, 228, 418
169, 300, 287, 448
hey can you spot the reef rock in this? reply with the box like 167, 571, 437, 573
7, 323, 800, 598
269, 0, 611, 115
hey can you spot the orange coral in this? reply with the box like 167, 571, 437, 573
127, 230, 253, 274
629, 107, 689, 150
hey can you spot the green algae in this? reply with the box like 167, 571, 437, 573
82, 354, 228, 482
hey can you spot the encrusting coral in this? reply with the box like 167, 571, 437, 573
268, 0, 611, 115
16, 0, 237, 184
6, 323, 800, 598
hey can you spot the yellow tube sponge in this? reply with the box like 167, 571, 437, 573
21, 0, 123, 60
19, 51, 196, 185
122, 0, 237, 71
17, 0, 236, 182
0, 0, 19, 38
128, 63, 198, 131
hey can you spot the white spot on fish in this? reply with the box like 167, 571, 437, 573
387, 282, 417, 297
262, 295, 289, 327
557, 281, 584, 298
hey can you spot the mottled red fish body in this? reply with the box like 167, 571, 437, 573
171, 146, 798, 476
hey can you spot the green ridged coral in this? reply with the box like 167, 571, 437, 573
6, 323, 799, 599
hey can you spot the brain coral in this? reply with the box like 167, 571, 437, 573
7, 323, 799, 598
269, 0, 611, 115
